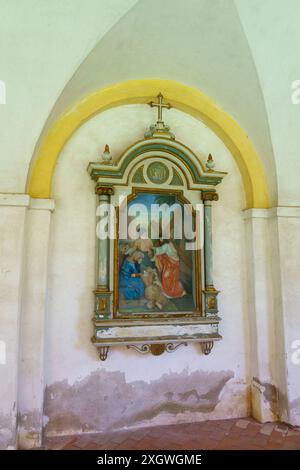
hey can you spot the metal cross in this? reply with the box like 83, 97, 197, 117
148, 93, 172, 123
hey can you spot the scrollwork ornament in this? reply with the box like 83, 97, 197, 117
166, 343, 188, 353
127, 344, 151, 354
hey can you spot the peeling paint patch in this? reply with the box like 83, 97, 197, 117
18, 409, 42, 432
17, 409, 43, 449
252, 377, 279, 417
44, 369, 235, 437
0, 412, 15, 450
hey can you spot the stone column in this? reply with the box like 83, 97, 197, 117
269, 207, 300, 426
17, 198, 54, 449
0, 194, 29, 449
243, 209, 277, 423
244, 206, 300, 425
94, 185, 114, 321
202, 191, 219, 316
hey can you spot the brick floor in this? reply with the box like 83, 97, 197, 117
42, 418, 300, 450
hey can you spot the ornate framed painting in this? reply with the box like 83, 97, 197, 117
87, 94, 226, 360
115, 189, 201, 318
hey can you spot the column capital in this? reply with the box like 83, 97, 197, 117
95, 185, 114, 196
202, 191, 219, 202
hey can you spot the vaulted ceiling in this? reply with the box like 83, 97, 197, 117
1, 0, 300, 205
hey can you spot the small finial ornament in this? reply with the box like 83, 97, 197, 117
205, 154, 215, 171
101, 144, 112, 164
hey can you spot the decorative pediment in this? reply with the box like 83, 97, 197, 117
88, 137, 226, 191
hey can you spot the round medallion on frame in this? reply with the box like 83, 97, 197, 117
146, 161, 169, 184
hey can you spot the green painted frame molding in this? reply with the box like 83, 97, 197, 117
88, 138, 226, 187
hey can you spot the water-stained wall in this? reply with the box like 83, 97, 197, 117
44, 369, 244, 436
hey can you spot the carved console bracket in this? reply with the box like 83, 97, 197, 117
97, 346, 109, 361
95, 341, 216, 360
97, 341, 214, 361
127, 342, 188, 356
200, 341, 214, 355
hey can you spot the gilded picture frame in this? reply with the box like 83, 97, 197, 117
113, 187, 202, 319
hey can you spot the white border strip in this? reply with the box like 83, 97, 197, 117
243, 206, 300, 219
0, 194, 55, 211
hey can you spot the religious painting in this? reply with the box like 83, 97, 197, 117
116, 191, 200, 316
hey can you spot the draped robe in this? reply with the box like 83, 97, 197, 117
155, 242, 186, 298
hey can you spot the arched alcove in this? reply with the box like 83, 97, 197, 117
43, 104, 249, 436
27, 79, 269, 209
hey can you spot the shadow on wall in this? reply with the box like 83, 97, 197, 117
43, 368, 236, 437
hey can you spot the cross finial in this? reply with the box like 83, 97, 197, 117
148, 93, 172, 123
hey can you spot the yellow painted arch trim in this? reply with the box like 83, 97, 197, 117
27, 79, 269, 208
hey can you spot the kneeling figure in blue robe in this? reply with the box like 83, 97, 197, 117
119, 251, 145, 300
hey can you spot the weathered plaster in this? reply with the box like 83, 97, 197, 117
0, 412, 15, 450
290, 397, 300, 424
252, 377, 279, 419
44, 369, 239, 437
17, 409, 43, 449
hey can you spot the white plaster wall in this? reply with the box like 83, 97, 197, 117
0, 0, 299, 205
236, 0, 300, 206
0, 0, 138, 192
0, 0, 280, 205
44, 105, 249, 433
236, 0, 300, 423
0, 0, 298, 442
39, 0, 277, 205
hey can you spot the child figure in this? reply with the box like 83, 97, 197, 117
133, 226, 155, 271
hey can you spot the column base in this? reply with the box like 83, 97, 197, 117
94, 289, 112, 320
203, 286, 219, 315
251, 377, 278, 422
